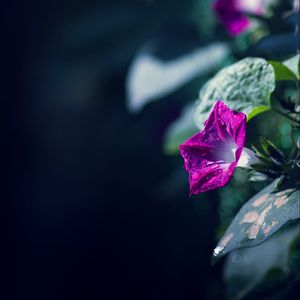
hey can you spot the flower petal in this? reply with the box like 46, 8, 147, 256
188, 163, 237, 194
179, 100, 246, 195
213, 0, 251, 36
204, 100, 246, 148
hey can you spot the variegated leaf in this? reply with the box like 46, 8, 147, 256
213, 178, 300, 261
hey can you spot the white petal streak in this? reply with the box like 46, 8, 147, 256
237, 147, 259, 168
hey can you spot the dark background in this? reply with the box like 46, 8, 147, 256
5, 1, 300, 299
7, 1, 222, 299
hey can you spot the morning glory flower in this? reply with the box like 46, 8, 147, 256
179, 100, 257, 195
213, 0, 273, 36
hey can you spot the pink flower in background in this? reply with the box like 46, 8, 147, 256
179, 101, 247, 195
213, 0, 272, 36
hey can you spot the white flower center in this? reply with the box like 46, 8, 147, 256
237, 147, 259, 168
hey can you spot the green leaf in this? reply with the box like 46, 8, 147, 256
259, 137, 284, 164
212, 178, 300, 261
163, 104, 198, 155
126, 42, 229, 113
283, 54, 300, 79
269, 61, 298, 81
251, 145, 273, 164
247, 105, 270, 121
194, 57, 275, 128
224, 225, 300, 300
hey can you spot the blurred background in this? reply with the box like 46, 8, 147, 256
6, 0, 299, 299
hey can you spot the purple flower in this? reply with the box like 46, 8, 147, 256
213, 0, 270, 36
179, 101, 246, 195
